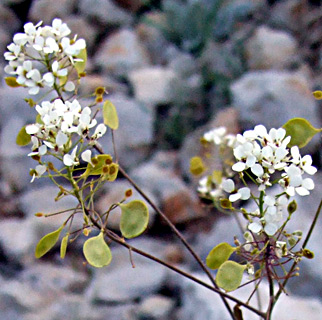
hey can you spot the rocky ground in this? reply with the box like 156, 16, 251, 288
0, 0, 322, 319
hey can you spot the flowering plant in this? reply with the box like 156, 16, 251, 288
4, 19, 322, 320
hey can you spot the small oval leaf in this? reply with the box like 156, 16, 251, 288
83, 232, 112, 267
283, 118, 321, 148
206, 242, 236, 270
74, 48, 87, 75
120, 200, 149, 239
103, 100, 119, 130
16, 126, 31, 146
216, 261, 246, 292
190, 156, 206, 176
5, 77, 21, 87
60, 234, 69, 259
35, 225, 64, 258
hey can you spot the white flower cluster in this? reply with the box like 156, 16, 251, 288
4, 19, 85, 95
231, 125, 316, 196
197, 125, 317, 236
26, 98, 106, 180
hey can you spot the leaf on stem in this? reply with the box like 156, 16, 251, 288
215, 261, 246, 292
120, 200, 149, 239
83, 232, 112, 267
103, 100, 119, 130
35, 225, 64, 258
206, 242, 236, 269
283, 118, 321, 148
60, 234, 69, 259
16, 126, 31, 146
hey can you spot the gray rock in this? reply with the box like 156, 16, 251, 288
0, 276, 49, 312
86, 239, 169, 302
230, 69, 321, 151
20, 263, 88, 294
269, 0, 303, 32
128, 66, 177, 105
19, 185, 79, 234
135, 294, 176, 319
0, 27, 12, 56
245, 26, 298, 70
130, 156, 205, 224
94, 29, 150, 77
24, 295, 136, 320
179, 273, 322, 320
0, 218, 37, 259
1, 8, 19, 34
64, 15, 98, 50
28, 0, 76, 24
136, 12, 170, 65
79, 0, 133, 26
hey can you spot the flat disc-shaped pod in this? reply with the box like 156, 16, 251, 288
215, 261, 246, 292
120, 200, 149, 239
83, 232, 112, 268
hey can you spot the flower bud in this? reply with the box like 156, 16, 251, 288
125, 189, 133, 198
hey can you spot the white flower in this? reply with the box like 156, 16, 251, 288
30, 164, 47, 183
52, 18, 71, 38
222, 179, 250, 202
63, 146, 79, 166
291, 146, 317, 175
81, 150, 93, 166
92, 123, 107, 140
56, 131, 68, 147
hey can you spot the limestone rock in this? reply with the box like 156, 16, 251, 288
128, 67, 177, 105
94, 29, 150, 77
245, 26, 298, 70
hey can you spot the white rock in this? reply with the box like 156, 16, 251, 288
128, 67, 177, 105
0, 218, 37, 258
94, 29, 150, 76
86, 239, 169, 302
245, 26, 298, 70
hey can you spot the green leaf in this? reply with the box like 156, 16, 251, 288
216, 261, 246, 292
16, 126, 31, 146
103, 100, 119, 130
83, 232, 112, 267
74, 48, 87, 75
60, 234, 69, 259
120, 200, 149, 239
190, 156, 206, 175
5, 77, 21, 87
35, 225, 64, 258
283, 118, 321, 148
206, 242, 236, 270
